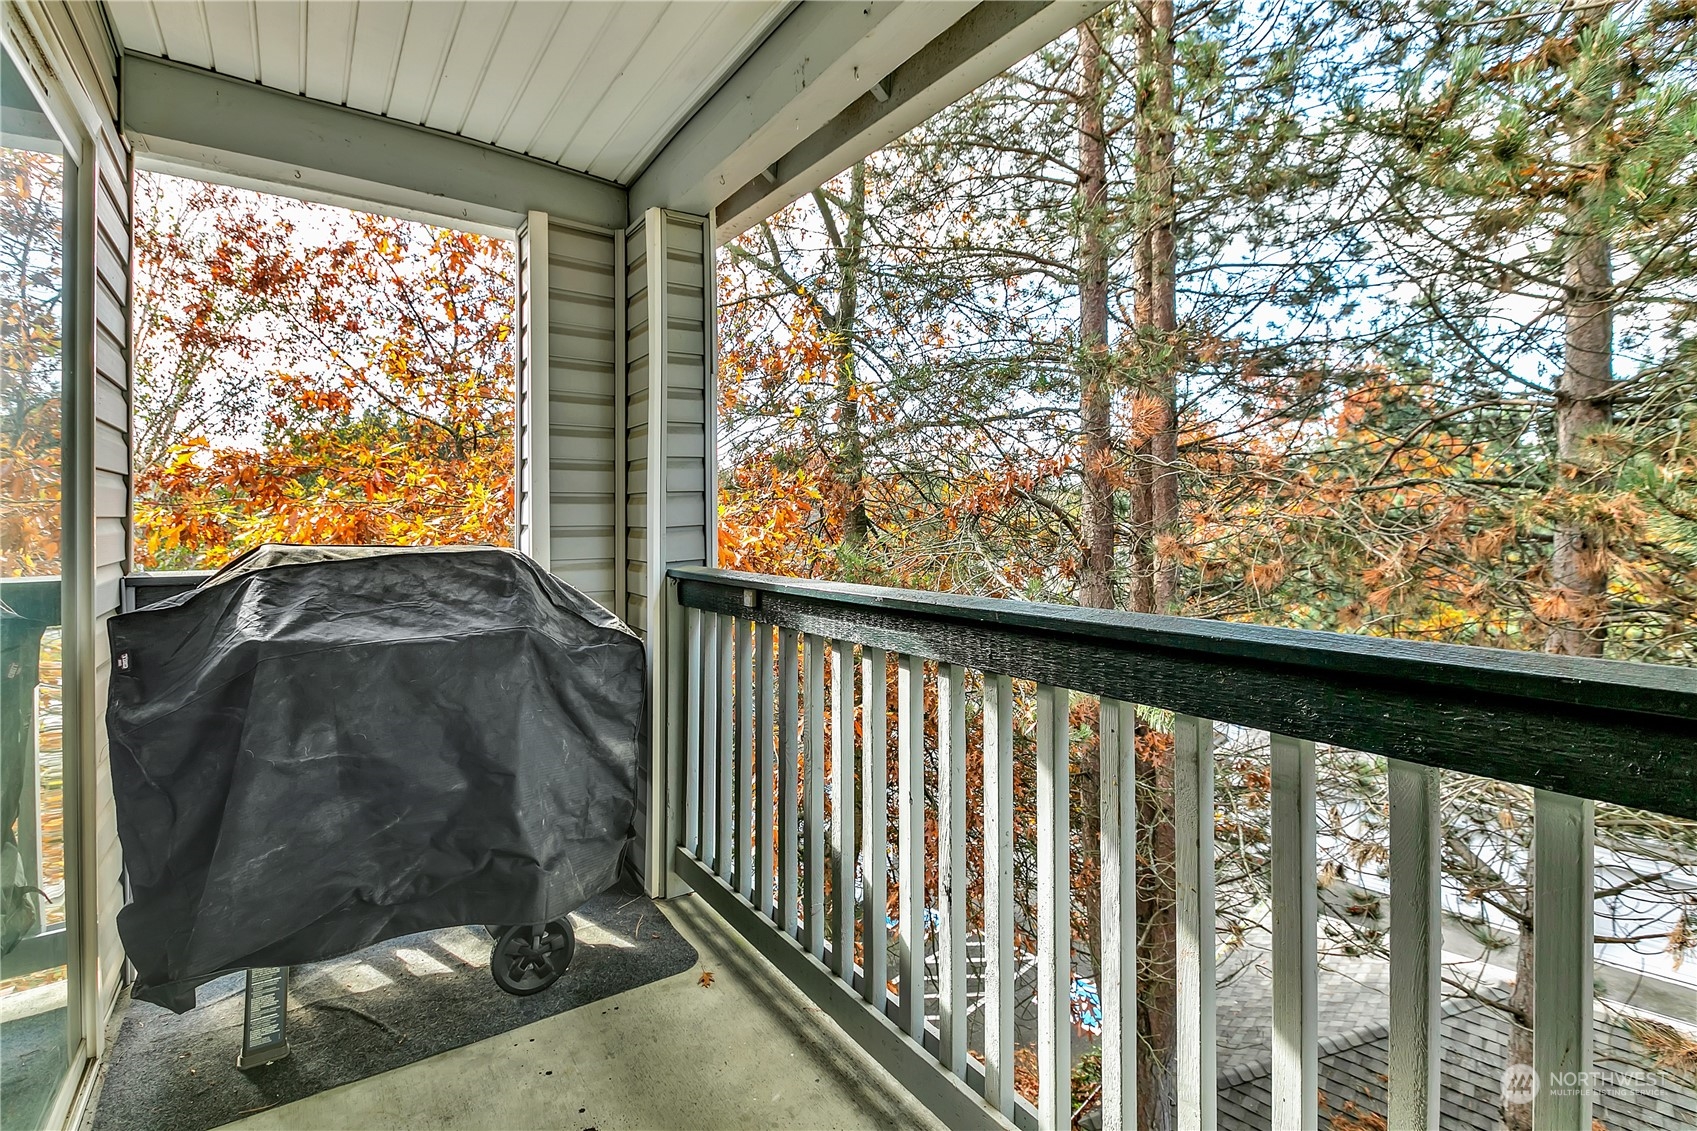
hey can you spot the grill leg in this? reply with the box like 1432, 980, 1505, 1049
237, 966, 291, 1069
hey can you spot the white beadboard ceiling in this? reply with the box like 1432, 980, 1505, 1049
105, 1, 792, 185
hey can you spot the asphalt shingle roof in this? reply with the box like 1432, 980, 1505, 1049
1212, 957, 1697, 1131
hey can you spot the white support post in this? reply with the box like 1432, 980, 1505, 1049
779, 629, 801, 937
625, 209, 708, 896
830, 640, 857, 981
1100, 699, 1137, 1131
861, 648, 889, 1012
1036, 684, 1071, 1131
639, 211, 673, 895
804, 635, 827, 957
1533, 789, 1595, 1131
1270, 733, 1318, 1131
1388, 759, 1441, 1131
518, 211, 551, 572
612, 223, 627, 616
757, 625, 776, 919
936, 664, 967, 1077
1175, 714, 1217, 1131
896, 652, 926, 1039
981, 672, 1015, 1115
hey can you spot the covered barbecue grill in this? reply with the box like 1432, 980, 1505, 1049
104, 545, 645, 1013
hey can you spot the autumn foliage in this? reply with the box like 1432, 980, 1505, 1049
715, 5, 1697, 1118
131, 175, 515, 568
1, 148, 65, 578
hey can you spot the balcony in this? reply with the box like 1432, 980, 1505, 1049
79, 565, 1696, 1131
6, 1, 1695, 1127
651, 567, 1696, 1131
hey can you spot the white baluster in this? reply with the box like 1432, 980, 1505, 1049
1270, 733, 1318, 1131
1036, 684, 1071, 1131
803, 635, 826, 957
896, 653, 925, 1038
1389, 759, 1441, 1131
1100, 699, 1137, 1131
756, 625, 776, 919
683, 607, 702, 856
778, 628, 800, 937
1533, 789, 1595, 1131
716, 616, 733, 879
831, 639, 857, 981
736, 618, 755, 901
981, 672, 1015, 1115
861, 647, 889, 1012
1175, 714, 1217, 1130
698, 611, 718, 867
936, 664, 967, 1076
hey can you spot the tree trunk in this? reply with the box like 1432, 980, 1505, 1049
1502, 82, 1615, 1131
1130, 4, 1180, 1128
1078, 17, 1114, 616
1544, 219, 1613, 658
1505, 885, 1536, 1131
1146, 0, 1181, 615
827, 163, 871, 558
1074, 12, 1113, 1035
1136, 745, 1177, 1131
1128, 213, 1156, 613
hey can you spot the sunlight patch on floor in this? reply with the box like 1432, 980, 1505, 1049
322, 962, 390, 994
392, 948, 451, 977
570, 918, 636, 950
431, 927, 492, 968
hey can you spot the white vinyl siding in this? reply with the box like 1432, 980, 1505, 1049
544, 220, 621, 610
515, 215, 543, 563
624, 208, 712, 887
518, 215, 622, 611
623, 211, 710, 633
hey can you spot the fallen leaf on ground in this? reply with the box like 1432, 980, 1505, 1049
698, 970, 715, 988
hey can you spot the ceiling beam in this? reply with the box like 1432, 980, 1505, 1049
122, 54, 626, 232
711, 1, 1104, 243
627, 0, 976, 223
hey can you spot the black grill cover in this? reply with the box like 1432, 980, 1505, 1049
105, 545, 644, 1012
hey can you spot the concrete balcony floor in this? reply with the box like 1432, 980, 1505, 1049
225, 895, 945, 1131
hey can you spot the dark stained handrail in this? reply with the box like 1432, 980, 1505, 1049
670, 566, 1697, 821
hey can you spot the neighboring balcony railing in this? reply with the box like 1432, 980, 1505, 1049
663, 566, 1696, 1131
120, 571, 209, 611
1, 576, 66, 979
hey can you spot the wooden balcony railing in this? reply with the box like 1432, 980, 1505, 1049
1, 576, 66, 980
663, 566, 1697, 1131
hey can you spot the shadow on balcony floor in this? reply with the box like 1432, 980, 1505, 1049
222, 892, 948, 1131
88, 880, 696, 1131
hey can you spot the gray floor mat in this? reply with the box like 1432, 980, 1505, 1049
89, 884, 695, 1131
